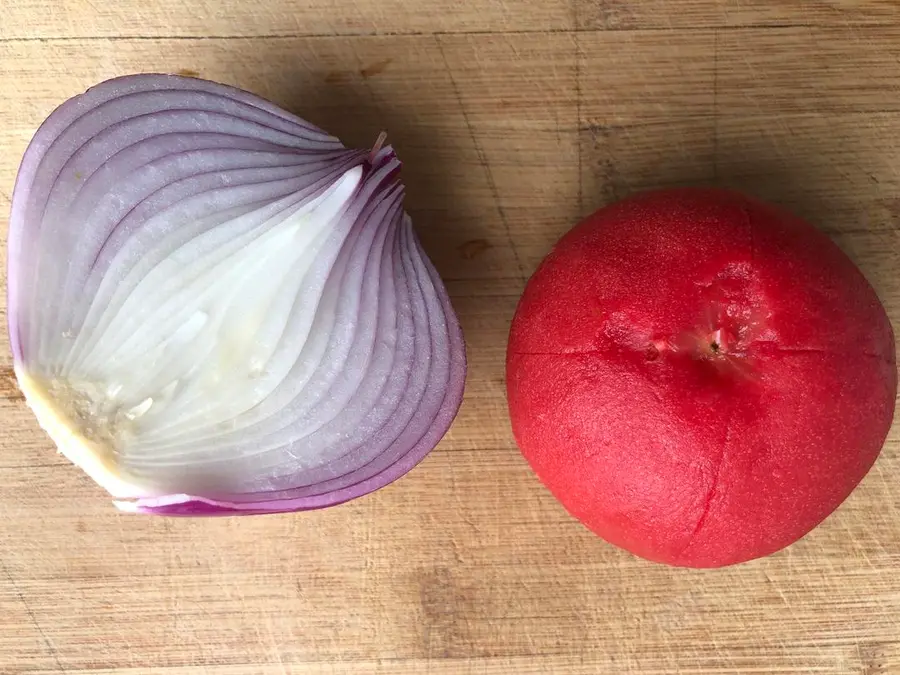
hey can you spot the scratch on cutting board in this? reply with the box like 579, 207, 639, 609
872, 463, 898, 522
762, 570, 792, 608
842, 521, 876, 570
262, 612, 289, 675
1, 558, 67, 673
763, 568, 806, 632
434, 35, 527, 284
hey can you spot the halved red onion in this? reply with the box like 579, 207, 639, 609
7, 74, 466, 515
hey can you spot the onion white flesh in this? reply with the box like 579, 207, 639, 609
7, 74, 466, 515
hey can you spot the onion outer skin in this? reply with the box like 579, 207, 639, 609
7, 74, 467, 515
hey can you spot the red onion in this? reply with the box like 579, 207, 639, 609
7, 74, 466, 515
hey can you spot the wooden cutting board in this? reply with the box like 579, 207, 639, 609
2, 2, 900, 673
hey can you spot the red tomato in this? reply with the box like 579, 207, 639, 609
507, 188, 896, 567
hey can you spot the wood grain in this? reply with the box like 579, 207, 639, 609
577, 0, 900, 30
2, 2, 900, 674
1, 0, 573, 39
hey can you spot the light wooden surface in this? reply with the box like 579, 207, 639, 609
3, 2, 900, 674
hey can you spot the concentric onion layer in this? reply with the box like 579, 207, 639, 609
8, 74, 466, 515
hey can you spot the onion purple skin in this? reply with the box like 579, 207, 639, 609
7, 74, 467, 516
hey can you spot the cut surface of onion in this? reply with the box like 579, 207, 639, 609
7, 74, 466, 515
